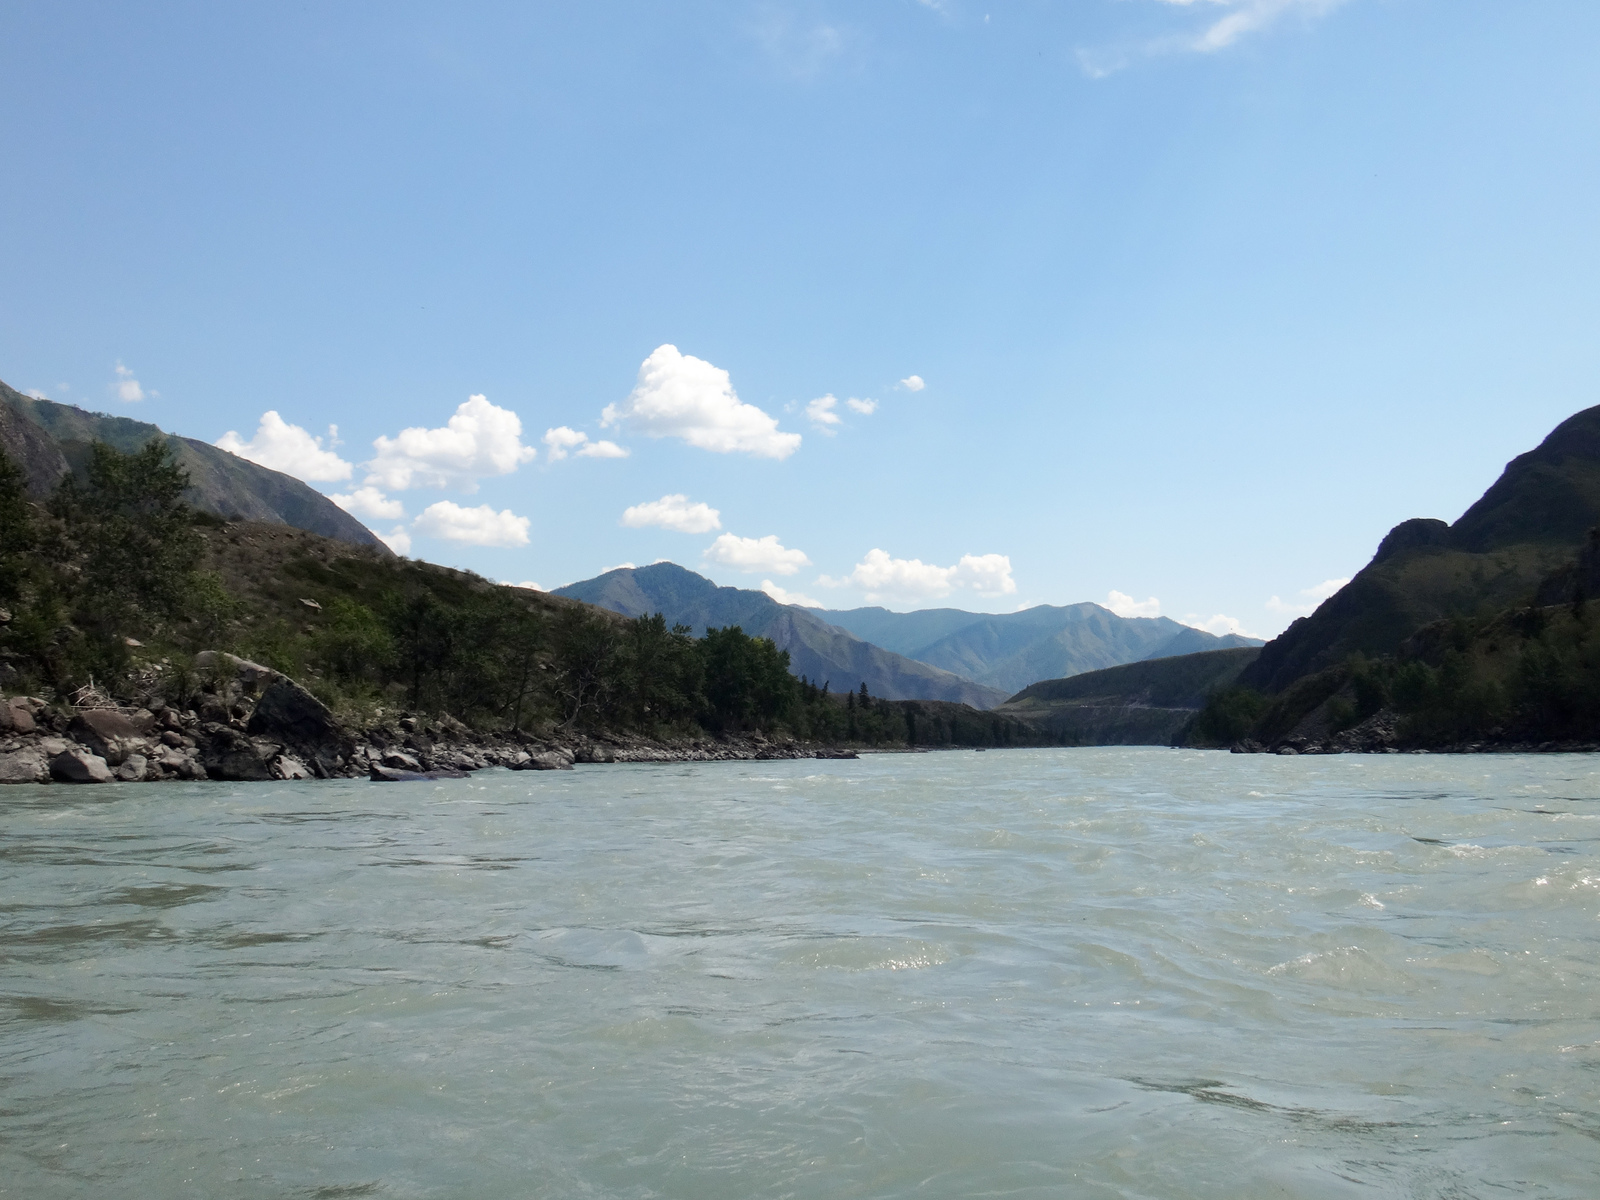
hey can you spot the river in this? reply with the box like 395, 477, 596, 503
3, 747, 1598, 1198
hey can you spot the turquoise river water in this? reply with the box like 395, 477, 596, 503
3, 747, 1600, 1198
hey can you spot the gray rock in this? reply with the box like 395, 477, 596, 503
199, 728, 274, 781
513, 750, 575, 771
50, 747, 114, 783
0, 748, 49, 784
67, 710, 153, 766
382, 749, 423, 771
273, 754, 312, 780
115, 754, 150, 782
193, 651, 283, 694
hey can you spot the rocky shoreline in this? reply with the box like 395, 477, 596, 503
1227, 709, 1600, 756
0, 652, 860, 787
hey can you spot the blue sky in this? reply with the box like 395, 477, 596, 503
4, 1, 1599, 636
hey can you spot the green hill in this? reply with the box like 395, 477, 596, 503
1240, 405, 1600, 694
553, 563, 1011, 708
996, 648, 1260, 745
0, 382, 386, 551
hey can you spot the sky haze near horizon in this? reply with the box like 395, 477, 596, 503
4, 1, 1599, 636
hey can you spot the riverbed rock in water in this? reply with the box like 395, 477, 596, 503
50, 747, 115, 783
200, 727, 274, 782
0, 747, 49, 784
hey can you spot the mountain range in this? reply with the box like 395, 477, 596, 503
555, 563, 1262, 707
0, 382, 385, 551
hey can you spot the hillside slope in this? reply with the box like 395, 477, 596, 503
554, 563, 1010, 708
823, 601, 1260, 694
0, 383, 387, 551
1241, 405, 1600, 694
998, 648, 1259, 745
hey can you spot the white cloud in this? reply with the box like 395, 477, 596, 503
218, 411, 355, 483
898, 375, 925, 392
380, 526, 412, 556
621, 493, 722, 534
602, 562, 637, 574
845, 397, 877, 414
1266, 576, 1350, 616
366, 395, 537, 492
1183, 612, 1264, 639
330, 485, 405, 521
544, 426, 630, 461
602, 344, 801, 460
1106, 590, 1161, 619
820, 549, 1016, 603
113, 361, 148, 403
806, 394, 842, 433
24, 388, 47, 400
1157, 0, 1348, 52
411, 500, 531, 547
762, 580, 825, 608
704, 533, 812, 577
502, 580, 544, 592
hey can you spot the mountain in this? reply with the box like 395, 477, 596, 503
997, 647, 1261, 745
0, 382, 387, 552
553, 563, 1011, 709
1240, 404, 1600, 694
820, 602, 1261, 694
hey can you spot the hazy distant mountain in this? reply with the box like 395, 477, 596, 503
821, 603, 1261, 695
0, 382, 387, 551
553, 563, 1010, 709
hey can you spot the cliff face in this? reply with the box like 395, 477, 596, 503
0, 383, 388, 553
1241, 406, 1600, 695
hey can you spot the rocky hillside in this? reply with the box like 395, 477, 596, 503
1240, 405, 1600, 694
0, 381, 385, 550
554, 563, 1010, 709
996, 647, 1260, 745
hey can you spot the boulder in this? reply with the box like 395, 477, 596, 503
382, 749, 423, 771
369, 764, 470, 782
512, 750, 575, 771
199, 727, 274, 782
50, 747, 114, 783
193, 651, 283, 695
0, 748, 49, 784
273, 754, 312, 781
247, 678, 349, 767
0, 698, 33, 734
67, 710, 152, 766
115, 754, 150, 782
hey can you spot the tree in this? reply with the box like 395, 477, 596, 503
0, 447, 35, 606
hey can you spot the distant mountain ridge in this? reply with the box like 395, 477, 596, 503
553, 563, 1011, 709
0, 382, 387, 552
820, 603, 1261, 695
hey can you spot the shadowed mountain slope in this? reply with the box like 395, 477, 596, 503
553, 563, 1010, 708
822, 602, 1260, 694
1241, 405, 1600, 694
0, 382, 387, 551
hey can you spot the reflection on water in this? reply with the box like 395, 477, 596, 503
3, 749, 1600, 1198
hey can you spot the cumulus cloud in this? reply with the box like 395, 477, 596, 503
1266, 577, 1350, 616
330, 485, 405, 521
502, 580, 544, 592
602, 562, 637, 574
1106, 590, 1162, 619
411, 500, 531, 547
218, 411, 355, 483
1183, 612, 1263, 639
820, 549, 1016, 603
898, 375, 925, 392
366, 395, 537, 492
113, 361, 148, 403
621, 493, 722, 534
602, 344, 801, 460
846, 397, 877, 414
544, 425, 628, 461
380, 527, 412, 556
762, 580, 825, 608
24, 388, 47, 400
704, 533, 812, 577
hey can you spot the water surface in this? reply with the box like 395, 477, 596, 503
3, 748, 1599, 1198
